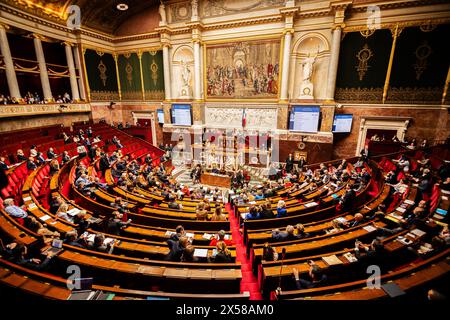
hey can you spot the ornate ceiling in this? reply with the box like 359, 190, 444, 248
0, 0, 160, 34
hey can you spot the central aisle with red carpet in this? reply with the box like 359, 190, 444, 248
226, 203, 263, 300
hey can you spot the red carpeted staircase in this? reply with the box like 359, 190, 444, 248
226, 203, 263, 300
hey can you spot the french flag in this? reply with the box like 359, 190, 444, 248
242, 109, 246, 128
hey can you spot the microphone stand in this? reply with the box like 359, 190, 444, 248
276, 247, 286, 295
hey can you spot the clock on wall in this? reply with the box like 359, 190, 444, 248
298, 141, 306, 150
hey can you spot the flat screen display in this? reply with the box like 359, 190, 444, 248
288, 106, 320, 133
157, 109, 164, 124
171, 104, 192, 126
332, 114, 353, 133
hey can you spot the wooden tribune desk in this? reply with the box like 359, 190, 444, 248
201, 173, 231, 188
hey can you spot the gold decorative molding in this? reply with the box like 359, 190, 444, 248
0, 103, 91, 119
343, 17, 450, 33
383, 24, 401, 104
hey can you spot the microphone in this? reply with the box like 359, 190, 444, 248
276, 247, 287, 294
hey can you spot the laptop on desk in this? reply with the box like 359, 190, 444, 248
42, 239, 63, 256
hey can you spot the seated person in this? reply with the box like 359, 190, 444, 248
272, 225, 297, 241
292, 261, 327, 290
87, 233, 113, 253
9, 243, 55, 270
276, 200, 287, 218
212, 241, 232, 263
64, 230, 86, 248
56, 203, 74, 223
166, 236, 188, 262
354, 238, 387, 267
47, 147, 57, 159
260, 201, 275, 219
348, 213, 365, 228
16, 149, 27, 162
181, 245, 198, 262
27, 156, 37, 171
24, 216, 60, 244
195, 202, 209, 221
167, 197, 182, 210
244, 206, 261, 220
210, 206, 227, 221
3, 198, 28, 219
209, 230, 233, 246
294, 224, 310, 239
262, 242, 278, 261
106, 211, 131, 236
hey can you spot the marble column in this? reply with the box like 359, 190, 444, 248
64, 42, 80, 101
162, 44, 172, 100
33, 35, 52, 101
193, 40, 202, 100
73, 45, 86, 100
0, 24, 21, 99
325, 26, 342, 101
280, 30, 293, 101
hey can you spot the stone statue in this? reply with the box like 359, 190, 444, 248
301, 53, 317, 83
159, 1, 167, 25
181, 60, 191, 86
191, 0, 199, 20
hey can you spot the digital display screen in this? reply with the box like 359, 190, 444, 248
288, 106, 320, 133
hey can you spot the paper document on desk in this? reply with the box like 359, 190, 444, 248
363, 225, 377, 233
396, 207, 406, 213
202, 233, 213, 240
185, 233, 194, 239
23, 196, 32, 202
28, 203, 37, 210
40, 215, 51, 222
193, 248, 208, 258
410, 229, 425, 238
165, 231, 176, 237
322, 255, 343, 266
389, 213, 403, 220
343, 252, 358, 263
404, 199, 415, 205
67, 208, 81, 216
304, 202, 318, 208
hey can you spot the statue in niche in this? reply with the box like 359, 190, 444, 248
301, 53, 317, 83
181, 60, 191, 86
179, 60, 192, 98
298, 51, 318, 99
159, 1, 167, 25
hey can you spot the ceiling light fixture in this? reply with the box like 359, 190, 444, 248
116, 3, 129, 11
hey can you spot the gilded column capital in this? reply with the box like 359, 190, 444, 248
0, 22, 10, 30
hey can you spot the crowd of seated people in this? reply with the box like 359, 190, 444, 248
0, 92, 75, 105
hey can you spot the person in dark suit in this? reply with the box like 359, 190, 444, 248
16, 149, 27, 162
339, 185, 356, 211
36, 152, 46, 165
272, 225, 297, 241
10, 243, 55, 271
292, 261, 327, 289
285, 153, 294, 173
360, 146, 370, 162
106, 211, 131, 235
27, 157, 37, 171
166, 236, 188, 262
298, 156, 306, 169
260, 202, 275, 219
61, 151, 71, 166
46, 147, 57, 159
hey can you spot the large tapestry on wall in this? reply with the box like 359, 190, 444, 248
388, 23, 450, 104
205, 39, 281, 99
141, 50, 165, 100
118, 53, 142, 101
335, 29, 392, 103
84, 49, 119, 101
